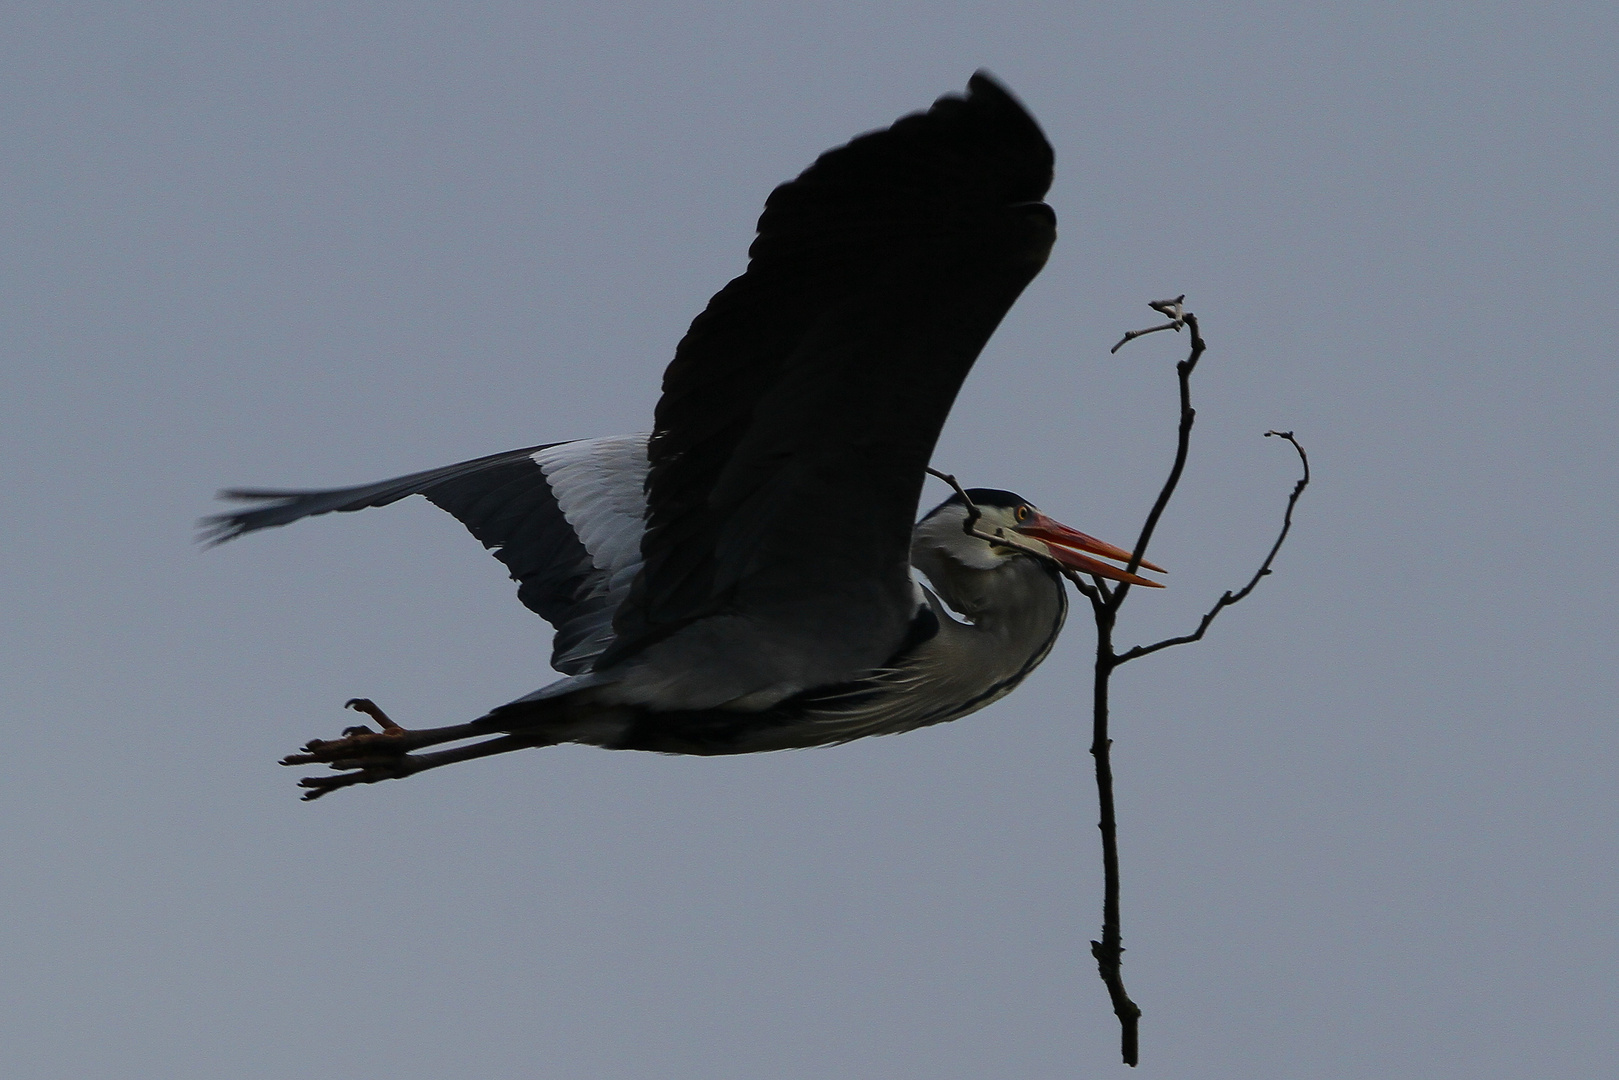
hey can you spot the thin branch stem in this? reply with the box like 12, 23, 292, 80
927, 466, 1018, 548
1065, 569, 1102, 604
1109, 294, 1188, 353
1072, 298, 1305, 1067
936, 299, 1307, 1068
1083, 596, 1140, 1065
1115, 431, 1310, 664
1107, 308, 1204, 610
1072, 296, 1208, 1066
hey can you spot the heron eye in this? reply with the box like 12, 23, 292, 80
1015, 505, 1030, 523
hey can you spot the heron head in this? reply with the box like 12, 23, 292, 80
914, 488, 1164, 587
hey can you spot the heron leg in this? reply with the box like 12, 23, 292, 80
279, 698, 518, 800
291, 733, 541, 801
280, 698, 490, 761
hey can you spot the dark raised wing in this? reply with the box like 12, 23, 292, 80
602, 72, 1056, 676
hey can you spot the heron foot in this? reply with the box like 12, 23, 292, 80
279, 700, 524, 801
280, 699, 427, 801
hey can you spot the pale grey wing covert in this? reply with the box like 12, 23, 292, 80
203, 434, 650, 675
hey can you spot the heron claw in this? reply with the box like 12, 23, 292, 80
281, 699, 420, 781
345, 698, 402, 731
296, 756, 418, 801
280, 699, 500, 799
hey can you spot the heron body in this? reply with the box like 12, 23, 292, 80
207, 74, 1163, 798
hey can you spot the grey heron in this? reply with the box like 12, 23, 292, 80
206, 73, 1164, 799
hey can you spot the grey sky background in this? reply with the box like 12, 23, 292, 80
2, 4, 1614, 1077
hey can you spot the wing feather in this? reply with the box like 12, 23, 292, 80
205, 436, 651, 675
600, 72, 1056, 703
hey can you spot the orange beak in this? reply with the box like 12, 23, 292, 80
1016, 511, 1166, 588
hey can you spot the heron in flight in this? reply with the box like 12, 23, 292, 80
206, 73, 1164, 799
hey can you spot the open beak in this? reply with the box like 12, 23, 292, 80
1015, 511, 1166, 588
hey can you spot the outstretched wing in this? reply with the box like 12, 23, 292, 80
205, 435, 650, 675
599, 72, 1056, 705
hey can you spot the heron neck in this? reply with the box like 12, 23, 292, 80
923, 556, 1068, 675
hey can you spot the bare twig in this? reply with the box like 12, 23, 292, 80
1076, 581, 1140, 1065
927, 466, 1016, 549
1109, 308, 1205, 596
1071, 299, 1306, 1066
930, 301, 1306, 1067
1110, 294, 1188, 353
1065, 567, 1102, 604
1116, 431, 1310, 664
925, 466, 979, 519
